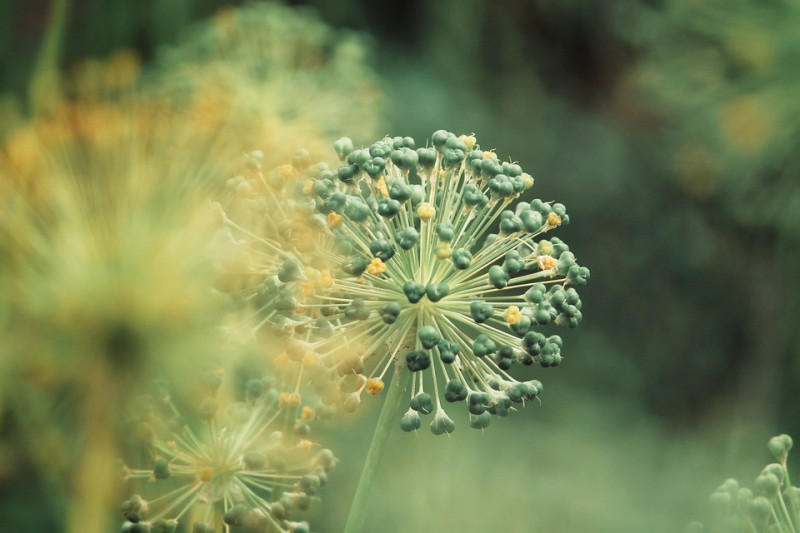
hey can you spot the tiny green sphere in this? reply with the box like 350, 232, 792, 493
452, 248, 472, 269
469, 411, 491, 430
403, 280, 426, 303
389, 180, 413, 202
153, 457, 170, 480
430, 410, 456, 435
400, 409, 422, 432
418, 326, 442, 349
473, 334, 497, 357
469, 300, 494, 323
426, 282, 450, 302
406, 349, 431, 372
488, 265, 509, 289
395, 227, 420, 250
334, 137, 354, 159
410, 392, 434, 414
444, 379, 468, 402
378, 301, 403, 324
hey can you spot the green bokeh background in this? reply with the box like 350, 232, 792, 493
2, 0, 800, 531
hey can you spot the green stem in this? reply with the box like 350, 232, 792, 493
343, 371, 409, 533
28, 0, 70, 115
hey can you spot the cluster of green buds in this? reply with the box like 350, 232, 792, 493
686, 434, 799, 533
282, 130, 590, 434
118, 372, 336, 533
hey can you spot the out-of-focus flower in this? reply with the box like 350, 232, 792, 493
224, 130, 589, 434
119, 373, 336, 533
151, 2, 381, 168
0, 53, 238, 533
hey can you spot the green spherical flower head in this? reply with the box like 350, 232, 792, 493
292, 130, 588, 426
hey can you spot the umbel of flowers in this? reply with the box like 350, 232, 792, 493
119, 374, 336, 533
272, 130, 590, 434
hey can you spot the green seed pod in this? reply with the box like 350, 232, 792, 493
322, 191, 347, 214
300, 475, 321, 495
342, 256, 370, 276
469, 411, 491, 430
348, 148, 371, 167
377, 197, 401, 218
278, 259, 302, 282
418, 326, 442, 349
469, 300, 494, 323
556, 251, 577, 275
223, 504, 249, 527
463, 183, 488, 207
435, 223, 455, 241
499, 210, 523, 233
362, 157, 386, 178
378, 301, 402, 324
398, 148, 419, 171
417, 147, 437, 168
525, 284, 547, 304
748, 496, 772, 527
755, 473, 780, 499
406, 350, 431, 371
389, 179, 413, 202
345, 197, 371, 222
410, 392, 434, 414
431, 129, 450, 148
768, 434, 793, 461
430, 410, 456, 435
444, 379, 468, 402
400, 409, 422, 432
403, 280, 426, 303
426, 282, 450, 302
337, 163, 359, 185
438, 339, 460, 364
312, 179, 334, 198
473, 334, 497, 357
488, 265, 509, 289
345, 298, 370, 321
495, 345, 516, 370
122, 522, 151, 533
452, 248, 472, 269
369, 238, 395, 261
503, 250, 525, 275
409, 184, 425, 205
152, 519, 177, 533
490, 394, 512, 417
395, 227, 420, 250
291, 521, 311, 533
520, 209, 544, 231
467, 392, 490, 415
334, 137, 354, 159
566, 265, 591, 285
510, 316, 532, 336
153, 457, 171, 480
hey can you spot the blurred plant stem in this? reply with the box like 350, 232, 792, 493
28, 0, 70, 115
344, 372, 409, 533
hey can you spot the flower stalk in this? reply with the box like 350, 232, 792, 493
344, 371, 409, 533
